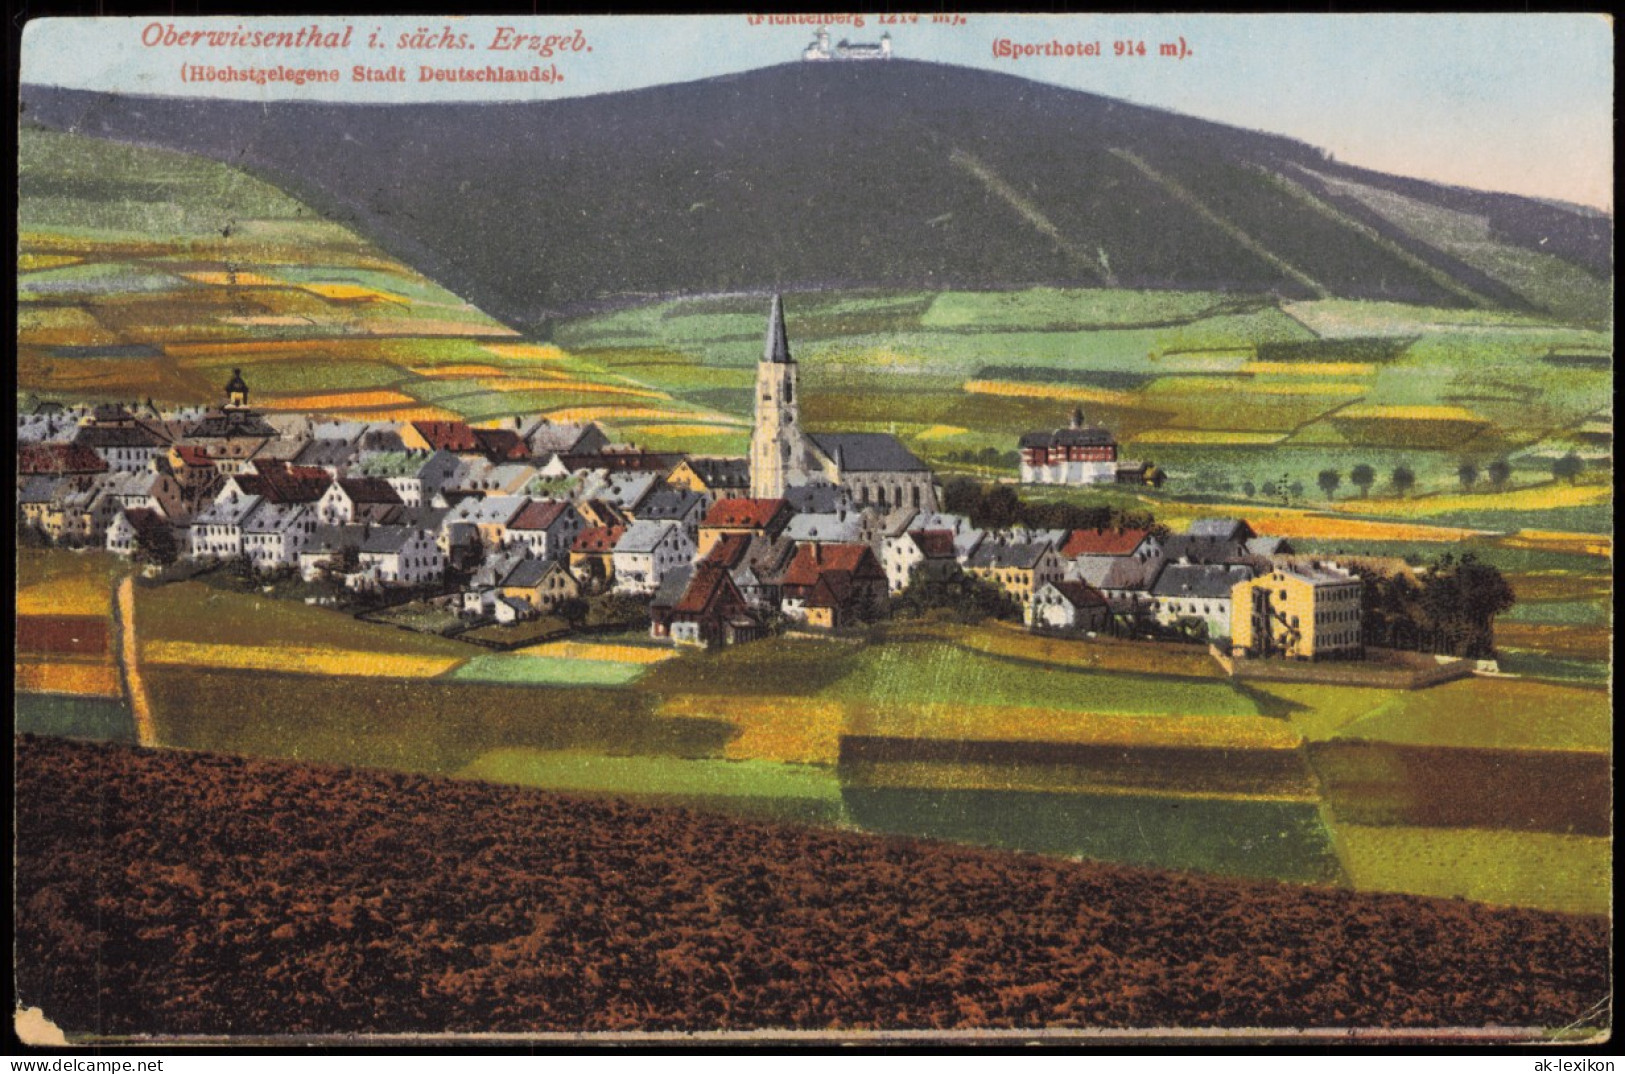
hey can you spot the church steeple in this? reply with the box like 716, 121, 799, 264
764, 293, 793, 364
750, 295, 812, 498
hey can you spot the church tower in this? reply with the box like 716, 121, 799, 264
749, 295, 813, 499
224, 368, 250, 410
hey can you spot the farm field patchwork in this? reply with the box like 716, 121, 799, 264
10, 547, 1611, 914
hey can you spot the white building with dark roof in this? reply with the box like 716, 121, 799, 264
612, 519, 695, 595
1018, 408, 1118, 486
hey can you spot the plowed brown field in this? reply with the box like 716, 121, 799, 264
14, 736, 1609, 1038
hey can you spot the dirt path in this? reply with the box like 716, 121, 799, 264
114, 576, 157, 748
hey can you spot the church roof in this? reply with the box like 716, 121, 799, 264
808, 432, 930, 473
763, 294, 793, 364
186, 409, 278, 439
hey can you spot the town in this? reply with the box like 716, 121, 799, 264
17, 296, 1508, 670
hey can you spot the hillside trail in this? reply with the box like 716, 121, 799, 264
114, 575, 157, 748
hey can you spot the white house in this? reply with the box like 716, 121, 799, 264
240, 501, 316, 570
504, 499, 584, 561
611, 519, 695, 595
1030, 580, 1111, 632
188, 491, 263, 560
356, 526, 444, 589
881, 528, 962, 594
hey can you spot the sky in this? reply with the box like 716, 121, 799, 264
21, 13, 1614, 211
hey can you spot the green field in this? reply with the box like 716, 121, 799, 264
449, 653, 648, 686
136, 580, 470, 657
1335, 826, 1611, 917
828, 640, 1262, 719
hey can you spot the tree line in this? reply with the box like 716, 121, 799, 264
1349, 552, 1514, 659
940, 478, 1162, 534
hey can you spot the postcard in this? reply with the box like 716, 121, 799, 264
13, 12, 1612, 1046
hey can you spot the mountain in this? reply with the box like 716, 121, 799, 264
20, 61, 1613, 329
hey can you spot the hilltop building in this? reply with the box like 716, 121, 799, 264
1018, 408, 1119, 486
802, 26, 892, 61
748, 296, 938, 512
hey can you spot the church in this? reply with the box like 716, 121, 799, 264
749, 296, 938, 514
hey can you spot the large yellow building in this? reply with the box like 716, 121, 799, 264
1230, 566, 1364, 661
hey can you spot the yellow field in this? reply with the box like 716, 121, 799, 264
1498, 529, 1613, 558
15, 659, 122, 698
546, 405, 722, 424
1339, 404, 1485, 422
1150, 500, 1494, 542
19, 253, 84, 271
485, 379, 665, 399
142, 641, 463, 678
526, 640, 678, 665
299, 283, 408, 305
355, 320, 519, 338
16, 576, 113, 617
181, 271, 285, 287
409, 364, 509, 378
1241, 361, 1376, 377
964, 379, 1138, 407
1150, 502, 1492, 542
331, 405, 462, 423
1252, 513, 1493, 542
474, 376, 578, 392
482, 343, 571, 362
1336, 482, 1611, 520
258, 390, 419, 412
849, 701, 1302, 752
658, 695, 846, 765
915, 424, 969, 440
1133, 430, 1286, 445
619, 423, 753, 437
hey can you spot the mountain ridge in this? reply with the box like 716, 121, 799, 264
21, 60, 1612, 329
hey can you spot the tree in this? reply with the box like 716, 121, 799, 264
1317, 469, 1342, 500
1417, 552, 1515, 657
1553, 452, 1584, 484
941, 477, 982, 516
978, 485, 1021, 528
1242, 481, 1257, 499
557, 597, 590, 630
134, 525, 179, 568
594, 590, 653, 627
891, 569, 1019, 624
1288, 480, 1305, 501
1350, 464, 1376, 498
1391, 465, 1416, 498
1456, 461, 1479, 491
1260, 480, 1278, 500
1486, 458, 1512, 489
